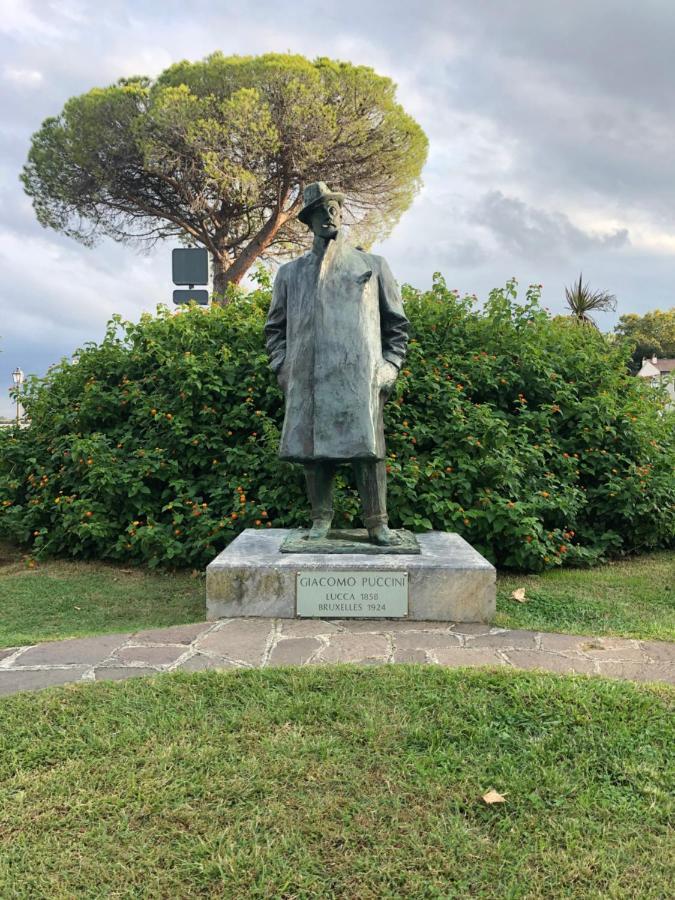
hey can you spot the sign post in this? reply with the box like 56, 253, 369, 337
172, 248, 209, 305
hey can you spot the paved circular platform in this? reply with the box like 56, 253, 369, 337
0, 619, 673, 696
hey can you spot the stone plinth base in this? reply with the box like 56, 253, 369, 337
206, 529, 495, 623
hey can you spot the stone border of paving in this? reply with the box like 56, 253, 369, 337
0, 620, 673, 696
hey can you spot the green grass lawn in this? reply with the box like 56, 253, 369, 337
0, 542, 204, 648
0, 666, 672, 898
1, 541, 673, 647
495, 551, 675, 641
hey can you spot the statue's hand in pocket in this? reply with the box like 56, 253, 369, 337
277, 361, 290, 393
379, 360, 399, 392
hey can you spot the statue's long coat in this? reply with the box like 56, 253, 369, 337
264, 235, 409, 462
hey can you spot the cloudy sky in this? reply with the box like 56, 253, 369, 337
1, 0, 674, 415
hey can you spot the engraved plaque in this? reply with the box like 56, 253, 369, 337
296, 570, 408, 618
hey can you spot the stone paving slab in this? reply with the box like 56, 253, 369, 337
318, 633, 390, 664
332, 619, 453, 634
279, 620, 342, 638
448, 623, 495, 635
394, 648, 429, 664
178, 653, 237, 673
538, 633, 592, 654
595, 659, 675, 683
394, 631, 462, 651
0, 667, 90, 696
132, 623, 211, 645
10, 633, 131, 666
0, 619, 672, 696
112, 645, 188, 666
640, 641, 675, 663
269, 637, 322, 667
195, 619, 272, 666
465, 629, 538, 650
583, 639, 648, 661
504, 650, 597, 676
94, 667, 158, 682
434, 647, 506, 668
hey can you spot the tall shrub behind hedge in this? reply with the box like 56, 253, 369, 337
1, 276, 672, 570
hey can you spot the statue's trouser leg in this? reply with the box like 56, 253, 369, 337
352, 459, 388, 529
304, 461, 337, 524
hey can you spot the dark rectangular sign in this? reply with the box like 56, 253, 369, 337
173, 289, 209, 306
172, 248, 209, 285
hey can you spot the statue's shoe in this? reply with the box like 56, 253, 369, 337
307, 520, 332, 540
368, 525, 403, 546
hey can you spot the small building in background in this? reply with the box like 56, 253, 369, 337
637, 355, 675, 408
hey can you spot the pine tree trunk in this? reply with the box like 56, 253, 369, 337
212, 253, 237, 304
211, 209, 292, 305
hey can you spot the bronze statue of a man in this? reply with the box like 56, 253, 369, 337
264, 181, 409, 546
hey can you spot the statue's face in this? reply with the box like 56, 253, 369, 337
309, 199, 342, 239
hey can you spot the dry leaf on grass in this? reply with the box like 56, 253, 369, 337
482, 789, 507, 805
510, 588, 527, 603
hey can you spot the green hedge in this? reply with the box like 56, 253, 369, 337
1, 276, 673, 570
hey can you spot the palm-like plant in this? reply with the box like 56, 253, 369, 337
564, 273, 617, 326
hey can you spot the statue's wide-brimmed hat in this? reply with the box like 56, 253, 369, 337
298, 181, 346, 225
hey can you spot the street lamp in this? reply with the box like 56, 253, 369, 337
11, 367, 24, 425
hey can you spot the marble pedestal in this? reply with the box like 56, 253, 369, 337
206, 529, 495, 623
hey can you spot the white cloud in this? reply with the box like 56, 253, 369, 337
48, 0, 87, 26
105, 47, 175, 82
0, 0, 63, 41
0, 227, 169, 345
472, 191, 630, 260
3, 65, 43, 85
